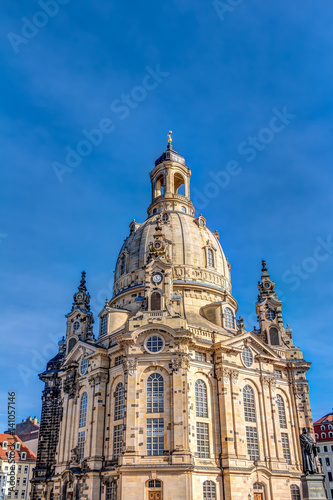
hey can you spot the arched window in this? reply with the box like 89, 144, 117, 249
224, 307, 235, 329
321, 425, 325, 431
329, 432, 333, 438
203, 480, 216, 500
315, 433, 319, 439
79, 392, 87, 428
150, 292, 161, 311
269, 327, 280, 345
147, 373, 164, 413
174, 172, 185, 195
290, 485, 301, 500
195, 380, 208, 418
322, 432, 326, 438
106, 482, 117, 500
114, 383, 124, 421
329, 424, 333, 430
243, 385, 259, 461
243, 386, 256, 422
207, 248, 214, 267
276, 395, 287, 428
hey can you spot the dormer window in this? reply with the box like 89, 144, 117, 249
15, 442, 21, 451
120, 253, 127, 275
224, 307, 235, 330
2, 441, 8, 450
20, 452, 26, 460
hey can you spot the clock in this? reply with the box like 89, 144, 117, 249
73, 321, 80, 331
152, 273, 163, 284
264, 282, 270, 289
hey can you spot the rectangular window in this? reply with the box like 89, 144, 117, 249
16, 478, 20, 485
100, 315, 108, 336
15, 442, 21, 451
24, 466, 28, 474
196, 422, 209, 458
274, 369, 282, 379
326, 457, 331, 466
18, 466, 22, 473
328, 472, 333, 482
77, 431, 85, 462
14, 492, 18, 499
21, 491, 25, 499
147, 418, 164, 456
331, 445, 333, 452
324, 446, 328, 452
22, 478, 27, 486
115, 355, 123, 366
246, 426, 259, 461
281, 432, 291, 463
195, 352, 207, 362
113, 424, 123, 459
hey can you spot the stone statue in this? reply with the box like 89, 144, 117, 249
70, 446, 79, 463
300, 427, 319, 474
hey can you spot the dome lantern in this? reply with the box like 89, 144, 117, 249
148, 132, 194, 217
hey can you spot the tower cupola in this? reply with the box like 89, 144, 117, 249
147, 132, 194, 217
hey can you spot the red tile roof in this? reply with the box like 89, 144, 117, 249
314, 413, 333, 425
0, 433, 37, 461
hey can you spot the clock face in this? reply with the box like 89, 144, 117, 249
152, 273, 162, 284
264, 282, 270, 289
77, 293, 83, 300
73, 321, 80, 331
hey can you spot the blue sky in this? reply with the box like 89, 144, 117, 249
1, 0, 333, 432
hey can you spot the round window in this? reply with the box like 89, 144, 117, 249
242, 347, 253, 367
146, 335, 164, 353
80, 358, 88, 375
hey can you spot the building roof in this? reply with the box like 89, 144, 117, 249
5, 416, 39, 443
0, 433, 37, 462
314, 413, 333, 425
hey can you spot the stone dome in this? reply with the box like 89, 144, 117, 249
113, 211, 231, 295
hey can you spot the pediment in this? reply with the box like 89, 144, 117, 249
62, 340, 102, 367
217, 331, 281, 361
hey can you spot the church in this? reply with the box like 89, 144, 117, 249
31, 136, 314, 500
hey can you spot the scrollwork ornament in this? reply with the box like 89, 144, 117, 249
123, 358, 137, 376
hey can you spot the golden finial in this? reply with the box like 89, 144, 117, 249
168, 131, 172, 144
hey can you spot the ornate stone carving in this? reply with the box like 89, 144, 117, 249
170, 358, 182, 373
123, 358, 137, 376
222, 368, 239, 385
